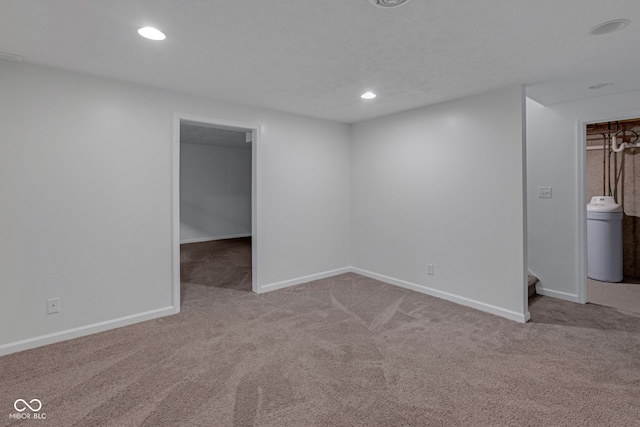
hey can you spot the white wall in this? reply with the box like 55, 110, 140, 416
350, 86, 528, 322
0, 60, 536, 355
0, 61, 351, 354
180, 143, 252, 243
526, 91, 640, 302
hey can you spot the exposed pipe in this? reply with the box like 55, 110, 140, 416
613, 150, 618, 200
611, 132, 640, 152
611, 135, 626, 152
588, 121, 639, 203
602, 133, 607, 196
615, 153, 624, 206
608, 129, 612, 196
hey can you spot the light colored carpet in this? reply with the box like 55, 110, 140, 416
2, 273, 639, 426
588, 277, 640, 315
180, 238, 252, 292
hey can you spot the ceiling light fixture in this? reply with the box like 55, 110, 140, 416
138, 26, 166, 41
589, 83, 613, 90
589, 19, 630, 36
369, 0, 412, 8
361, 92, 377, 99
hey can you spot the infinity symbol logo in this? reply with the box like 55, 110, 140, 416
14, 399, 42, 412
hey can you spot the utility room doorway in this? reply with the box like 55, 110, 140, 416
585, 117, 640, 314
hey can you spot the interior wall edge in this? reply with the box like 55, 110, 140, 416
350, 267, 528, 323
535, 287, 579, 303
259, 265, 527, 322
0, 306, 177, 357
520, 85, 530, 322
0, 258, 535, 357
258, 267, 352, 294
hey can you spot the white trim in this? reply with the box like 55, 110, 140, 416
520, 86, 531, 322
351, 267, 528, 323
173, 113, 262, 298
259, 267, 352, 293
535, 286, 579, 303
180, 233, 251, 244
577, 109, 640, 305
2, 262, 533, 356
252, 126, 262, 293
576, 118, 588, 304
261, 266, 528, 322
0, 307, 176, 357
172, 115, 182, 314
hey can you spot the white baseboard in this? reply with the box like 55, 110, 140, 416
0, 306, 177, 357
1, 266, 532, 356
351, 267, 528, 323
535, 286, 579, 303
180, 233, 251, 244
260, 266, 527, 322
259, 267, 352, 293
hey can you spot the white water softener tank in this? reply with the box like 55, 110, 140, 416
587, 196, 623, 282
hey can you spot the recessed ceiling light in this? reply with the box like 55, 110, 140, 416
369, 0, 412, 8
589, 83, 613, 90
138, 27, 166, 41
589, 19, 630, 36
361, 92, 377, 100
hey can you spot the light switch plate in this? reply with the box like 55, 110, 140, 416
538, 187, 552, 198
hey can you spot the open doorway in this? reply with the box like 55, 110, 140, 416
584, 118, 640, 314
171, 114, 260, 309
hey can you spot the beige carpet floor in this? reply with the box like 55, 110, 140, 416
180, 238, 252, 292
1, 274, 639, 426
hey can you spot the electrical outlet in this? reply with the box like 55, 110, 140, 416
538, 186, 552, 198
46, 298, 60, 315
427, 264, 434, 275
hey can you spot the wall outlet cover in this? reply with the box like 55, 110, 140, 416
46, 298, 60, 315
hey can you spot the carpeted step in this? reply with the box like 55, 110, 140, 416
527, 274, 539, 299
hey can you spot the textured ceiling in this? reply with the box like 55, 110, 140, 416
1, 0, 639, 123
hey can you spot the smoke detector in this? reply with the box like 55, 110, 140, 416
369, 0, 412, 8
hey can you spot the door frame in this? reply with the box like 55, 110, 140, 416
577, 109, 640, 304
171, 112, 262, 311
